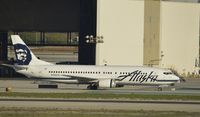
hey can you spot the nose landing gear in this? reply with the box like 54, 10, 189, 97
158, 87, 163, 91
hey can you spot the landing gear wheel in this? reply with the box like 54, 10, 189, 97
87, 84, 98, 90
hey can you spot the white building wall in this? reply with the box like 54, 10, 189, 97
96, 0, 144, 66
96, 0, 200, 75
160, 2, 200, 74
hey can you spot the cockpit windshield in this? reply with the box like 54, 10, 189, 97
163, 72, 173, 75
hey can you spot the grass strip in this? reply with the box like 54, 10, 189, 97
0, 92, 200, 101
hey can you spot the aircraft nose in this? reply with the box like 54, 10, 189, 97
173, 75, 184, 83
175, 76, 181, 83
170, 69, 185, 83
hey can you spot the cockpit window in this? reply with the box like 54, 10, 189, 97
163, 72, 173, 75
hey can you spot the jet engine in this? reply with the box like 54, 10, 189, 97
98, 79, 116, 88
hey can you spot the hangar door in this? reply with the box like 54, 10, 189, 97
0, 0, 96, 65
0, 0, 80, 31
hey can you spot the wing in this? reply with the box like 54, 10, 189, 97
62, 75, 99, 83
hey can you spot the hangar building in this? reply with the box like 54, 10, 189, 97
96, 0, 200, 76
0, 0, 199, 77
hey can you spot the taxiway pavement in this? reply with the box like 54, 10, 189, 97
0, 78, 200, 95
0, 98, 200, 112
1, 78, 200, 112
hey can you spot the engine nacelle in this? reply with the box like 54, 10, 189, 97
98, 79, 116, 88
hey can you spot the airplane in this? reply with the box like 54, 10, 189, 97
2, 35, 181, 90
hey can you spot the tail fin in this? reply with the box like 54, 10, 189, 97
11, 35, 53, 65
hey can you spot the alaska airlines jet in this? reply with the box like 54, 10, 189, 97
4, 35, 181, 90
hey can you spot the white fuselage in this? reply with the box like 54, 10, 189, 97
16, 65, 180, 86
10, 35, 181, 89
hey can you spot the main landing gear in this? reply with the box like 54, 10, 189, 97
87, 84, 98, 90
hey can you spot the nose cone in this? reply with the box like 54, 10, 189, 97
174, 75, 181, 83
172, 75, 184, 83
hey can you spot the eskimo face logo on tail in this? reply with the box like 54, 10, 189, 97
14, 44, 32, 65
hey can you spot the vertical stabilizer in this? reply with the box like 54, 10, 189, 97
11, 35, 52, 65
